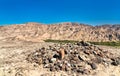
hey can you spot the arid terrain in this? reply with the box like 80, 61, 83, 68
0, 22, 120, 76
0, 40, 120, 76
0, 22, 120, 42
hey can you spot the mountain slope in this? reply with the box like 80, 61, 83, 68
0, 22, 120, 42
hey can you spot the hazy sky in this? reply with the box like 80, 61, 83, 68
0, 0, 120, 25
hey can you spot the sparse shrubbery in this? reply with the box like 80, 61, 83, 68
89, 41, 120, 46
44, 39, 120, 46
44, 39, 78, 44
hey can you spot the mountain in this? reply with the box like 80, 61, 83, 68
0, 22, 120, 42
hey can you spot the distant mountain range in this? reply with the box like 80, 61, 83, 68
0, 22, 120, 42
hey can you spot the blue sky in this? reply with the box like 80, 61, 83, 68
0, 0, 120, 25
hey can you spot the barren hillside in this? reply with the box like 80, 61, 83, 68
0, 22, 120, 42
0, 22, 120, 76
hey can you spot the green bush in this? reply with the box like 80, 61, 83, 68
89, 41, 120, 46
44, 39, 78, 44
44, 39, 120, 46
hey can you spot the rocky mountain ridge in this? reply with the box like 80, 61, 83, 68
0, 22, 120, 42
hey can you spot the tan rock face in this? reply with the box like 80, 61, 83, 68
59, 48, 65, 59
0, 22, 120, 42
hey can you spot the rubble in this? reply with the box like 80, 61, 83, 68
111, 57, 120, 66
90, 63, 97, 70
26, 41, 120, 75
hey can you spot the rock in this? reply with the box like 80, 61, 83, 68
90, 63, 97, 70
15, 68, 24, 76
74, 50, 79, 54
61, 64, 66, 71
77, 41, 91, 46
55, 66, 60, 71
26, 42, 119, 74
76, 42, 81, 46
69, 50, 73, 53
59, 63, 63, 68
53, 54, 59, 59
93, 51, 97, 55
52, 48, 57, 51
97, 47, 103, 51
64, 49, 68, 54
50, 67, 55, 72
77, 69, 84, 74
71, 67, 77, 72
41, 73, 50, 76
71, 64, 76, 68
58, 48, 65, 59
41, 47, 46, 50
67, 63, 71, 67
78, 55, 89, 61
44, 64, 50, 68
83, 69, 91, 74
15, 72, 23, 76
84, 50, 91, 55
111, 57, 120, 66
97, 52, 104, 57
71, 60, 77, 64
65, 66, 71, 71
37, 58, 43, 65
73, 57, 79, 61
43, 59, 49, 64
49, 45, 52, 49
77, 64, 83, 68
92, 57, 103, 64
50, 58, 56, 63
78, 55, 84, 61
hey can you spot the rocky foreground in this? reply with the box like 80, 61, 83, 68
26, 41, 120, 75
0, 40, 120, 76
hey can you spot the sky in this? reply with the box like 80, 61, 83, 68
0, 0, 120, 25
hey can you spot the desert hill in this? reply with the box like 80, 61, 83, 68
0, 22, 120, 42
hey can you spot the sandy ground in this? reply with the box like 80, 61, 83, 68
0, 40, 120, 76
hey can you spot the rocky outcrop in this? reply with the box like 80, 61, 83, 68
26, 41, 119, 75
0, 22, 120, 42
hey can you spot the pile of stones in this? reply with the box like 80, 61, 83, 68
26, 41, 120, 75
